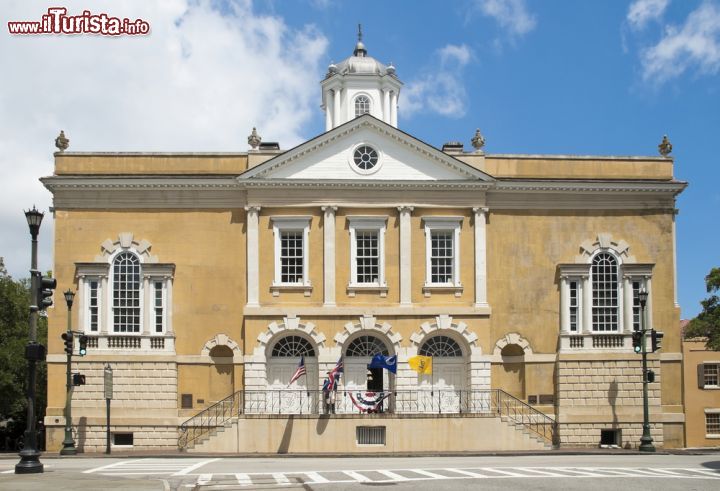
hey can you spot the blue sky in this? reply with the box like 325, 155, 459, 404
1, 0, 718, 318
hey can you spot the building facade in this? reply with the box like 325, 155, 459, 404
42, 37, 687, 452
683, 334, 720, 447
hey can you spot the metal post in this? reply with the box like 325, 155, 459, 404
60, 293, 76, 455
16, 208, 44, 474
638, 291, 655, 452
104, 364, 113, 454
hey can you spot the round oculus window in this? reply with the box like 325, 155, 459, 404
353, 145, 379, 171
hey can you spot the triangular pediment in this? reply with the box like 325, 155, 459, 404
239, 115, 494, 183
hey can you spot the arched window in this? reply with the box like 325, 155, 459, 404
354, 95, 370, 117
271, 335, 315, 357
419, 335, 463, 357
345, 335, 389, 356
112, 251, 141, 333
592, 252, 619, 332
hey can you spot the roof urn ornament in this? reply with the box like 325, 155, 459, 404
55, 130, 69, 152
247, 127, 261, 150
471, 128, 485, 152
658, 134, 672, 157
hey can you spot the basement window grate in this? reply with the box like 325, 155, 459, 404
356, 426, 386, 446
113, 433, 134, 446
600, 429, 620, 447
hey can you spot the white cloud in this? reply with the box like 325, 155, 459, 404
627, 0, 670, 30
438, 44, 472, 66
402, 44, 472, 118
0, 0, 328, 279
474, 0, 536, 37
640, 1, 720, 82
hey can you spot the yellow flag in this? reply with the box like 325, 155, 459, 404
408, 355, 432, 374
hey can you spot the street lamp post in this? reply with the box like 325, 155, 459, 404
638, 289, 656, 452
60, 290, 77, 455
15, 207, 45, 474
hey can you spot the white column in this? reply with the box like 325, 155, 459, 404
473, 207, 488, 308
143, 276, 151, 335
390, 91, 398, 127
325, 90, 333, 131
322, 206, 337, 307
245, 205, 261, 307
560, 276, 569, 333
398, 206, 413, 305
166, 276, 174, 334
672, 210, 679, 307
101, 275, 109, 334
333, 88, 341, 128
383, 89, 390, 123
623, 276, 634, 333
582, 274, 592, 334
646, 276, 653, 329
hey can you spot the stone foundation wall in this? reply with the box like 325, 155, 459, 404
558, 422, 664, 448
47, 424, 178, 453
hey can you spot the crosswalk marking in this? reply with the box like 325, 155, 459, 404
344, 470, 371, 482
235, 473, 251, 485
517, 467, 567, 477
83, 459, 144, 474
378, 470, 410, 481
481, 467, 526, 477
650, 468, 684, 476
682, 468, 720, 477
197, 474, 212, 485
550, 467, 605, 477
410, 468, 450, 479
305, 471, 329, 483
447, 468, 488, 478
173, 458, 221, 476
272, 472, 291, 484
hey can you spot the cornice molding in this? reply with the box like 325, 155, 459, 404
239, 178, 493, 190
494, 180, 687, 194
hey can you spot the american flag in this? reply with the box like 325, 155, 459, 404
327, 357, 343, 390
288, 356, 306, 387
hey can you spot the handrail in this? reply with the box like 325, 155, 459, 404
177, 388, 555, 449
178, 390, 242, 449
495, 389, 556, 444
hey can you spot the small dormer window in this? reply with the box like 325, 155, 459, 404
355, 95, 370, 117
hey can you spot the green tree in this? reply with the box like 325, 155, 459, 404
685, 267, 720, 350
0, 258, 48, 427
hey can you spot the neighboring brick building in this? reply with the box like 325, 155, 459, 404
683, 319, 720, 447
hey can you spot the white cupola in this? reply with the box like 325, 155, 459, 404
321, 25, 403, 131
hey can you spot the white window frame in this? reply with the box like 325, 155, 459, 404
152, 279, 166, 334
84, 277, 102, 333
704, 363, 720, 388
705, 409, 720, 438
347, 216, 387, 288
108, 249, 144, 335
354, 94, 371, 117
271, 216, 311, 287
423, 217, 462, 288
590, 250, 622, 333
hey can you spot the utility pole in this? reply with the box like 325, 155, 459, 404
637, 290, 655, 452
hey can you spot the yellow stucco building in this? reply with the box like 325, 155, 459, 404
42, 37, 687, 453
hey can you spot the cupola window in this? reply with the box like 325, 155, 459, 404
354, 95, 371, 116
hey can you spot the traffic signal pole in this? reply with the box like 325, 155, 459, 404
60, 292, 77, 455
638, 292, 655, 452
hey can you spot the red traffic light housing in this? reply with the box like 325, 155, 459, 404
650, 329, 664, 352
78, 335, 88, 356
72, 373, 86, 386
37, 275, 57, 310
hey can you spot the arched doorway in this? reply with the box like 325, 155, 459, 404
338, 334, 392, 413
266, 335, 318, 413
418, 334, 466, 413
208, 345, 235, 404
498, 343, 526, 400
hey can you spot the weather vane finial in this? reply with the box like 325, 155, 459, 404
358, 23, 362, 42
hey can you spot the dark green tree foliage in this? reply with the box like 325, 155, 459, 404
0, 258, 47, 425
685, 267, 720, 350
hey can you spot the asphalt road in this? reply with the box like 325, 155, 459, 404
0, 452, 719, 490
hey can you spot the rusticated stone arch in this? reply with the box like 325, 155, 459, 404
576, 233, 636, 264
334, 315, 402, 353
256, 316, 326, 351
201, 333, 241, 358
492, 332, 534, 357
96, 232, 158, 263
409, 314, 479, 356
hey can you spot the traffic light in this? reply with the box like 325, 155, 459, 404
61, 331, 74, 355
646, 370, 656, 383
651, 330, 664, 352
37, 275, 57, 310
632, 330, 642, 353
72, 373, 86, 386
78, 335, 88, 356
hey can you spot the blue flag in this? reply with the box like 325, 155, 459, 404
368, 354, 397, 374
